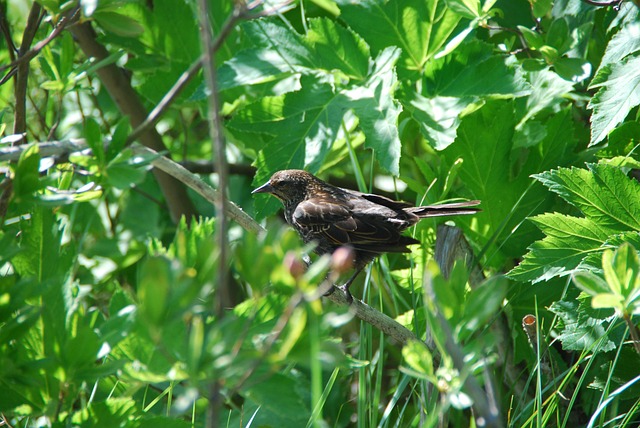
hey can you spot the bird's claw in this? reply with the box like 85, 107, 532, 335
322, 285, 336, 297
338, 284, 354, 305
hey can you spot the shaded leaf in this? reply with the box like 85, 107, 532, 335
549, 300, 615, 352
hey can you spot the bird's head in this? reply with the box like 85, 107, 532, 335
252, 170, 317, 205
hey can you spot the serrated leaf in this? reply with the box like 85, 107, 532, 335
219, 18, 370, 92
534, 163, 640, 231
345, 47, 402, 175
588, 54, 640, 145
507, 213, 614, 283
549, 300, 616, 352
598, 22, 640, 74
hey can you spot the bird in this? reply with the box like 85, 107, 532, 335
252, 170, 480, 303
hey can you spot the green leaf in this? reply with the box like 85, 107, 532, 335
573, 271, 610, 296
306, 18, 370, 79
460, 275, 508, 339
534, 163, 640, 231
549, 299, 615, 352
603, 243, 640, 301
530, 0, 553, 19
406, 95, 471, 150
84, 117, 104, 166
12, 144, 42, 199
507, 213, 614, 283
553, 57, 591, 83
408, 41, 528, 149
598, 22, 640, 74
518, 26, 544, 50
337, 0, 461, 77
588, 54, 640, 145
423, 40, 530, 98
402, 340, 434, 378
93, 11, 145, 37
346, 47, 402, 175
219, 18, 370, 92
138, 256, 172, 326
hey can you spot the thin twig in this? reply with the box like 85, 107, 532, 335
197, 0, 231, 315
0, 7, 79, 75
197, 1, 233, 424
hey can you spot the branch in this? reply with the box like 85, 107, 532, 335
68, 21, 196, 223
322, 287, 423, 346
13, 3, 43, 135
0, 139, 264, 235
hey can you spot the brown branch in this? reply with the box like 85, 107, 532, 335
68, 21, 196, 223
13, 3, 43, 135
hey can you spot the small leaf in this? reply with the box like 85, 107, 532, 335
402, 340, 434, 378
517, 26, 544, 50
591, 293, 624, 311
573, 272, 611, 296
93, 11, 145, 37
138, 256, 172, 326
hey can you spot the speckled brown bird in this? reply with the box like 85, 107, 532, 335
253, 170, 480, 302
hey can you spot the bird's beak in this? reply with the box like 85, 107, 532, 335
252, 181, 274, 194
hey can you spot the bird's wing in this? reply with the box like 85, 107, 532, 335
344, 189, 413, 209
293, 198, 412, 252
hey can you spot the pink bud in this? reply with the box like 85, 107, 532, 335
331, 246, 355, 274
284, 252, 305, 279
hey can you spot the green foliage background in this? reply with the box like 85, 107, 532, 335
1, 0, 640, 426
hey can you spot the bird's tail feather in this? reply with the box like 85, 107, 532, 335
409, 200, 481, 218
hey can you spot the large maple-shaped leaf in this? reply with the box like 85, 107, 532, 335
231, 49, 402, 218
217, 18, 370, 91
337, 0, 461, 78
406, 41, 529, 149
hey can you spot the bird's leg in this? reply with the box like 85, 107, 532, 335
321, 266, 362, 304
338, 267, 364, 304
